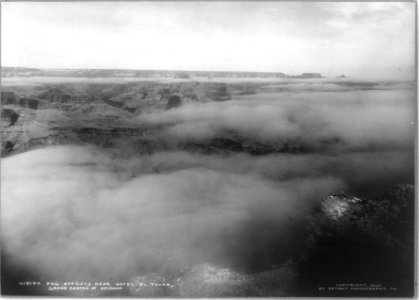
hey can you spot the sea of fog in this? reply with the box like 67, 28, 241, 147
1, 84, 415, 293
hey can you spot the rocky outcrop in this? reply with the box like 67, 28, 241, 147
179, 137, 306, 155
1, 92, 16, 104
166, 95, 182, 109
1, 133, 70, 157
206, 83, 231, 101
298, 185, 414, 296
320, 193, 363, 220
17, 98, 40, 109
1, 108, 20, 126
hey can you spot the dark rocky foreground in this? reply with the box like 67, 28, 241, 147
298, 185, 415, 297
129, 185, 414, 297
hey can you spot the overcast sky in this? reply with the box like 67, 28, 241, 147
1, 2, 415, 78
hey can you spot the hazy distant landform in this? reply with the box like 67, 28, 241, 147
1, 68, 415, 297
2, 66, 326, 79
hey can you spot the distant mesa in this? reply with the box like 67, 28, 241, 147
290, 73, 323, 79
1, 67, 324, 80
174, 72, 191, 79
1, 67, 41, 77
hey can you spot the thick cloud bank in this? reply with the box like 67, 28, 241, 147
2, 146, 344, 283
141, 89, 415, 151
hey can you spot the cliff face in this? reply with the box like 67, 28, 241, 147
1, 108, 20, 126
1, 79, 411, 158
1, 81, 323, 156
166, 95, 182, 109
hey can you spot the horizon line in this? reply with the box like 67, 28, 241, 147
1, 66, 332, 76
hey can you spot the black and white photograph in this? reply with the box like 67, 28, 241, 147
0, 1, 416, 297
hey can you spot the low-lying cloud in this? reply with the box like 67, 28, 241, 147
2, 143, 414, 285
2, 146, 345, 283
140, 89, 415, 151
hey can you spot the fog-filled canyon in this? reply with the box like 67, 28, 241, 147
1, 77, 415, 296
